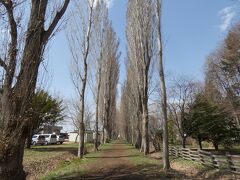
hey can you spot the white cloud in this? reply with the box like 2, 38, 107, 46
218, 6, 236, 32
93, 0, 115, 9
105, 0, 115, 8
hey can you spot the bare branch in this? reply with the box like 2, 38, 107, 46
0, 0, 18, 86
0, 57, 7, 70
43, 0, 70, 42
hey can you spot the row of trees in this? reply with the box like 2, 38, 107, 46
67, 0, 119, 157
119, 1, 239, 171
1, 0, 169, 178
119, 0, 170, 169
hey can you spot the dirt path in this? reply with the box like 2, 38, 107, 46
79, 141, 135, 179
72, 141, 184, 180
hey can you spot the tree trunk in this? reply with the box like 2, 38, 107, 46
26, 126, 34, 149
141, 98, 149, 155
101, 126, 105, 144
213, 141, 219, 151
78, 122, 85, 158
135, 97, 142, 149
26, 136, 32, 149
131, 122, 134, 145
75, 134, 79, 143
0, 139, 26, 180
156, 0, 170, 170
94, 118, 99, 151
94, 79, 100, 151
135, 127, 142, 149
104, 126, 110, 143
198, 136, 202, 150
182, 136, 186, 148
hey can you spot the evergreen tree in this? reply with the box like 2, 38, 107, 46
184, 94, 238, 150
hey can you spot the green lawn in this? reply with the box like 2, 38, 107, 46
126, 144, 161, 166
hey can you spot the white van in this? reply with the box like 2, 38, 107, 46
32, 134, 45, 145
42, 134, 57, 145
57, 135, 64, 144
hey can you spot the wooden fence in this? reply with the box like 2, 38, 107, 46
169, 146, 240, 174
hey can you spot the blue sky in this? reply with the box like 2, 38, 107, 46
47, 0, 240, 102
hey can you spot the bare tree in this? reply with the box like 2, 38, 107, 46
67, 0, 95, 158
101, 22, 120, 143
0, 1, 70, 179
155, 0, 170, 169
126, 0, 156, 155
205, 25, 240, 128
90, 0, 109, 151
120, 58, 142, 148
168, 76, 199, 148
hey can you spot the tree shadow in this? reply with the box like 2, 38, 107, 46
194, 168, 240, 179
86, 155, 140, 159
50, 162, 187, 180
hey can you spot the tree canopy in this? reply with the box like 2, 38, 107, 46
184, 94, 238, 150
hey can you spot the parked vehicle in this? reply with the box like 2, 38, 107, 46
57, 135, 64, 144
32, 135, 45, 145
42, 134, 57, 145
60, 133, 69, 140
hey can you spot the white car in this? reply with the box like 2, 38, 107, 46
57, 135, 64, 144
42, 134, 57, 145
32, 135, 45, 145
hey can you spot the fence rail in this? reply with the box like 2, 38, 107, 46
169, 146, 240, 174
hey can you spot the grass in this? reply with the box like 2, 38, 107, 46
126, 145, 161, 166
24, 143, 79, 163
41, 143, 113, 180
23, 142, 95, 180
170, 157, 205, 170
26, 141, 238, 180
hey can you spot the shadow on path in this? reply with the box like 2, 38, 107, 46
54, 141, 187, 180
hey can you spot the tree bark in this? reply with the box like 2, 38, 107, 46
131, 122, 134, 145
0, 139, 26, 180
135, 126, 142, 149
101, 126, 105, 144
94, 71, 101, 151
141, 94, 149, 155
182, 136, 186, 148
156, 0, 170, 170
77, 67, 87, 158
94, 103, 99, 151
104, 126, 110, 143
78, 122, 85, 158
26, 127, 33, 149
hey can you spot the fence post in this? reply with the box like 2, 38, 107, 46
210, 153, 217, 170
226, 152, 232, 172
